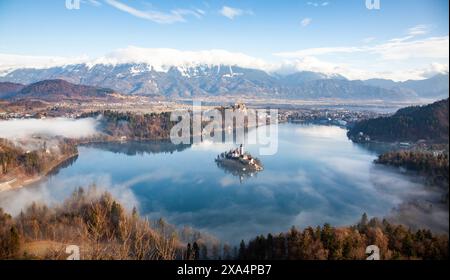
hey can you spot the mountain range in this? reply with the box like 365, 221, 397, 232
363, 74, 449, 100
0, 64, 448, 101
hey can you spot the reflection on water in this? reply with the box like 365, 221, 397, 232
0, 124, 447, 244
215, 160, 261, 184
47, 155, 79, 177
83, 140, 191, 156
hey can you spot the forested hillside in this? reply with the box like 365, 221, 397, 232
348, 99, 449, 143
237, 214, 448, 260
0, 139, 77, 179
2, 192, 447, 260
81, 110, 174, 140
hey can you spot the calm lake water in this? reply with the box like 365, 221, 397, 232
0, 124, 447, 243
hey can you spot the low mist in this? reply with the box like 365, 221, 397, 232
0, 118, 99, 140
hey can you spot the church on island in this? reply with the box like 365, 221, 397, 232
216, 144, 263, 171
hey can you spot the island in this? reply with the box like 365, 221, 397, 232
215, 144, 263, 172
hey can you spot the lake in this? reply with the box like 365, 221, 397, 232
0, 123, 447, 244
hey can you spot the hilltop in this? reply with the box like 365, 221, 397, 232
0, 82, 25, 99
0, 79, 121, 102
348, 99, 449, 143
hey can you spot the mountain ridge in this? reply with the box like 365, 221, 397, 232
0, 64, 448, 101
363, 73, 449, 100
1, 79, 118, 102
0, 82, 25, 99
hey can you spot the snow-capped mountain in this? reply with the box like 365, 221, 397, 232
0, 63, 447, 101
1, 47, 447, 101
1, 63, 272, 96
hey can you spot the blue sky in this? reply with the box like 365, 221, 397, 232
0, 0, 448, 80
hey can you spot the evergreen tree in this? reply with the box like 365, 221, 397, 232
238, 240, 246, 260
358, 213, 369, 232
193, 242, 200, 260
8, 226, 20, 257
185, 243, 192, 260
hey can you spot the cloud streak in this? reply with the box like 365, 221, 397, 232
407, 24, 429, 36
104, 0, 203, 24
273, 26, 449, 81
307, 2, 329, 7
84, 0, 102, 7
219, 6, 253, 20
274, 36, 448, 60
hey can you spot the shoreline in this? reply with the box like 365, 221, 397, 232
0, 122, 266, 193
0, 152, 79, 193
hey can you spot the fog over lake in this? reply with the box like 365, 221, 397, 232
0, 117, 98, 139
0, 123, 447, 244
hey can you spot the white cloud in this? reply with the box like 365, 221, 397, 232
0, 28, 448, 82
85, 0, 101, 7
220, 6, 242, 19
307, 2, 320, 7
374, 36, 448, 60
385, 24, 430, 43
366, 64, 449, 81
0, 53, 89, 74
274, 56, 352, 77
87, 46, 270, 72
196, 9, 206, 16
274, 56, 449, 81
407, 24, 429, 36
275, 46, 362, 57
278, 22, 446, 59
301, 18, 312, 27
273, 28, 449, 81
307, 2, 329, 7
277, 36, 449, 61
0, 47, 271, 74
104, 0, 203, 24
419, 62, 449, 78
